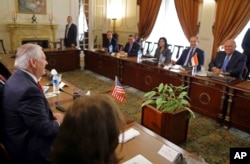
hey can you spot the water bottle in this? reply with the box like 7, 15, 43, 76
192, 66, 197, 76
53, 74, 59, 94
158, 54, 165, 67
247, 73, 250, 81
137, 53, 142, 63
109, 44, 113, 53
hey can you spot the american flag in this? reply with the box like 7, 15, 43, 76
111, 76, 126, 103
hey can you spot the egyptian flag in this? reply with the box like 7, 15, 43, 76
191, 53, 199, 66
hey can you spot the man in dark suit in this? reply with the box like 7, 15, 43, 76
103, 31, 119, 53
1, 44, 64, 163
64, 16, 78, 47
174, 36, 205, 70
242, 28, 250, 75
123, 35, 141, 57
209, 39, 246, 79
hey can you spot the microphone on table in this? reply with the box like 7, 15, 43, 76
59, 88, 73, 96
59, 88, 89, 99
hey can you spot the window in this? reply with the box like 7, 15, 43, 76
145, 0, 189, 57
146, 0, 249, 56
234, 21, 250, 53
78, 2, 88, 40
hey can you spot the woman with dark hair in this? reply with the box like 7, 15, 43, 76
52, 94, 125, 164
154, 37, 172, 66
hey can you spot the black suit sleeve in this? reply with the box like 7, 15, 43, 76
242, 28, 250, 55
128, 42, 140, 57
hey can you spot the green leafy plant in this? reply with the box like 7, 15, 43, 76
141, 83, 195, 118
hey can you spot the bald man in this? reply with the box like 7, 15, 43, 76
208, 39, 246, 79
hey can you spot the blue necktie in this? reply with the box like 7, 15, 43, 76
184, 48, 193, 66
221, 55, 230, 71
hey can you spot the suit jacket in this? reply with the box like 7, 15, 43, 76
64, 23, 78, 47
103, 38, 119, 53
242, 28, 250, 72
208, 50, 246, 79
176, 47, 205, 70
154, 47, 172, 65
123, 42, 141, 57
1, 69, 59, 163
242, 28, 250, 58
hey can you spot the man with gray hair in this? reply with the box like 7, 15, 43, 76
1, 43, 64, 163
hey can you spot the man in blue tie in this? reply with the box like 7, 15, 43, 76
208, 39, 246, 79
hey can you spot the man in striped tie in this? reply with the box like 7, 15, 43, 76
173, 36, 205, 71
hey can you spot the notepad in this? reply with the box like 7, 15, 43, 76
119, 128, 140, 143
167, 64, 186, 71
45, 92, 57, 98
42, 86, 50, 93
122, 154, 152, 164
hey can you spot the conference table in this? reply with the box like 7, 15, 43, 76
117, 122, 205, 163
83, 49, 250, 134
224, 80, 250, 132
39, 75, 204, 163
0, 53, 204, 163
43, 47, 81, 72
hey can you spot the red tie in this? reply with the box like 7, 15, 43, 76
37, 81, 44, 93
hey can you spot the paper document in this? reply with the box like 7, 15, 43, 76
167, 64, 185, 71
42, 86, 50, 93
119, 128, 140, 143
45, 92, 57, 98
122, 154, 152, 164
59, 82, 66, 89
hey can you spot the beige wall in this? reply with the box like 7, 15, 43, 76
0, 0, 79, 52
0, 0, 216, 66
91, 0, 139, 49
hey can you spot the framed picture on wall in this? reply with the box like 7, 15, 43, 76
15, 0, 47, 14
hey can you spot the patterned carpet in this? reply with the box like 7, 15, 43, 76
61, 69, 250, 164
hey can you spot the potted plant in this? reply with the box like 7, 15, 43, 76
141, 83, 195, 145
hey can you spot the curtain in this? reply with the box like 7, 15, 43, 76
174, 0, 201, 41
138, 0, 162, 40
211, 0, 250, 59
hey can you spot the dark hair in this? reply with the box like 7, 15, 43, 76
158, 37, 168, 49
52, 94, 125, 164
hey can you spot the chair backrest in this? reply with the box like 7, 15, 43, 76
171, 45, 185, 60
0, 76, 5, 148
0, 62, 11, 80
0, 143, 12, 164
118, 44, 123, 51
142, 41, 158, 55
242, 66, 248, 80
